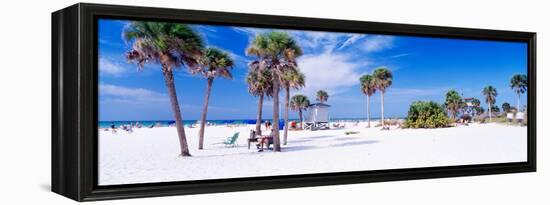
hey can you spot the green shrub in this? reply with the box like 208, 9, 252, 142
403, 101, 452, 128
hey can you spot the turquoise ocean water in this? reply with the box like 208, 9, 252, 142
98, 117, 402, 128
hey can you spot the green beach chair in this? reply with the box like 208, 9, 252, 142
223, 132, 239, 147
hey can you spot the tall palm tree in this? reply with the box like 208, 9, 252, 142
482, 86, 498, 121
510, 74, 527, 112
246, 68, 273, 136
316, 90, 329, 103
373, 67, 393, 128
195, 48, 234, 150
290, 95, 310, 129
360, 74, 376, 127
124, 21, 204, 156
281, 69, 305, 145
246, 31, 303, 152
445, 90, 463, 119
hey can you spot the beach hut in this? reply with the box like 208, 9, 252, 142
304, 103, 331, 130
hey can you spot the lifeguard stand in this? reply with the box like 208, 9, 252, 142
304, 103, 331, 130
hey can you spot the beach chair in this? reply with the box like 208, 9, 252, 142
248, 130, 260, 149
223, 132, 239, 147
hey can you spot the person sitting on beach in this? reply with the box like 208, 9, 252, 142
256, 129, 274, 152
126, 125, 133, 133
265, 120, 272, 131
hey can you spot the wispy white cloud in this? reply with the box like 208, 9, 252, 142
339, 34, 366, 49
225, 49, 250, 67
389, 53, 411, 58
99, 58, 127, 76
293, 31, 342, 52
193, 25, 222, 43
294, 51, 366, 99
99, 84, 167, 104
362, 35, 394, 52
231, 27, 268, 41
229, 26, 398, 100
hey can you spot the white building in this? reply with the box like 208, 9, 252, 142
304, 103, 331, 130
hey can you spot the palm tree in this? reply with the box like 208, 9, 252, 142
195, 48, 234, 150
445, 90, 463, 119
290, 95, 310, 129
491, 105, 500, 114
482, 86, 498, 121
124, 21, 204, 156
502, 102, 511, 113
510, 74, 527, 112
281, 69, 305, 145
475, 106, 485, 116
316, 90, 329, 103
372, 67, 393, 127
360, 74, 376, 127
246, 31, 303, 152
246, 68, 273, 136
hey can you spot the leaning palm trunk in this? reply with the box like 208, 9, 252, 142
162, 68, 191, 156
380, 91, 385, 127
367, 95, 371, 128
272, 72, 281, 152
198, 77, 213, 150
255, 95, 264, 136
283, 86, 290, 145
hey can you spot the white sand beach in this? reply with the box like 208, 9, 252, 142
99, 122, 527, 185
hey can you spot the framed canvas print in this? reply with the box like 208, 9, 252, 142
52, 3, 536, 201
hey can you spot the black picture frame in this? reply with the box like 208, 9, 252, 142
52, 3, 536, 201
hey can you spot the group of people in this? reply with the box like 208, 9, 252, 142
108, 122, 143, 133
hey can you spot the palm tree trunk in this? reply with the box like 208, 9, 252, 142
517, 93, 521, 112
299, 109, 303, 129
198, 77, 213, 150
255, 95, 264, 136
272, 72, 281, 152
283, 86, 290, 145
162, 68, 191, 156
367, 95, 371, 128
380, 91, 385, 127
489, 103, 493, 121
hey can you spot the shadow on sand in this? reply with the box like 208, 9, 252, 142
331, 140, 379, 147
334, 137, 358, 141
305, 135, 336, 140
287, 139, 314, 144
282, 145, 319, 152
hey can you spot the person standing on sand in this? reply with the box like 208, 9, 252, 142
110, 123, 117, 133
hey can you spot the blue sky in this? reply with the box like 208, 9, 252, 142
98, 19, 528, 121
